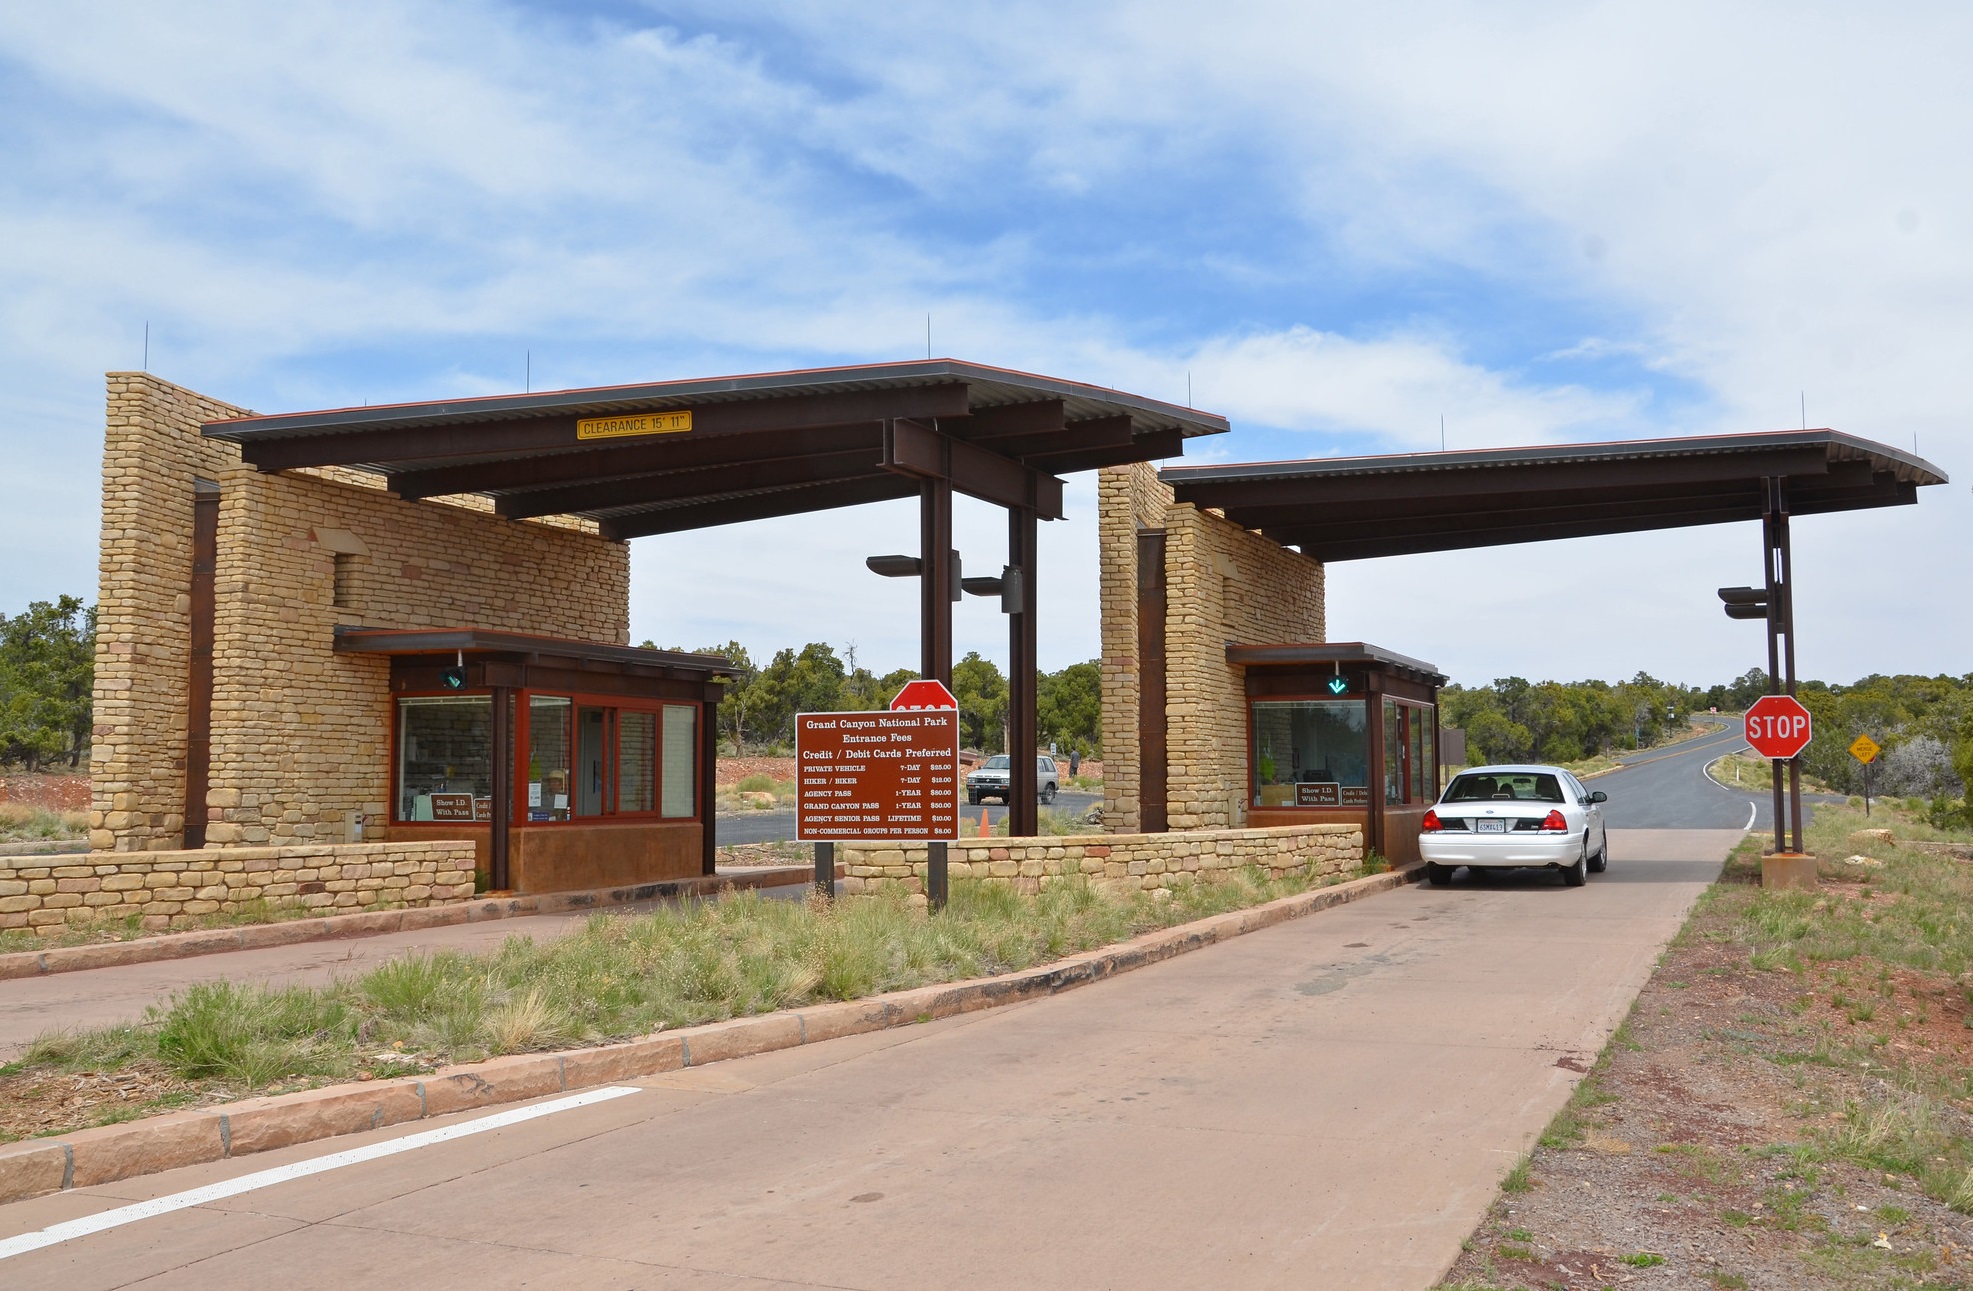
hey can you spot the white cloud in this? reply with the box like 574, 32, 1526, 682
1184, 326, 1639, 450
0, 1, 1964, 687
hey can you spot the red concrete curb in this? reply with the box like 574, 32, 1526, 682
0, 863, 1419, 1205
0, 864, 837, 982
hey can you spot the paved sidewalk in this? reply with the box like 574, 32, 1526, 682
0, 828, 1734, 1289
0, 878, 818, 1057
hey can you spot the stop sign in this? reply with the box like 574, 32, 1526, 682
890, 678, 958, 711
1745, 695, 1813, 760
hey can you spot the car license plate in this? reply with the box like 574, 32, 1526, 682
1476, 819, 1507, 834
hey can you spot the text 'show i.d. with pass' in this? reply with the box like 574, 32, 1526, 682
796, 708, 960, 841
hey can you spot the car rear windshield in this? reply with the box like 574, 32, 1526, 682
1444, 772, 1565, 804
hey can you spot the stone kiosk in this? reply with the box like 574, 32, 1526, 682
1235, 643, 1445, 868
81, 372, 737, 908
342, 628, 740, 892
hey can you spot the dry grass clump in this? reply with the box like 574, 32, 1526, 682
0, 802, 88, 842
10, 865, 1349, 1098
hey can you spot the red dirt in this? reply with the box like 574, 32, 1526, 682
0, 772, 89, 811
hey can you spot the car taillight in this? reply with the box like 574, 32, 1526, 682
1539, 809, 1568, 832
1421, 809, 1443, 832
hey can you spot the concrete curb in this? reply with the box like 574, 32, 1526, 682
0, 865, 837, 982
0, 863, 1419, 1206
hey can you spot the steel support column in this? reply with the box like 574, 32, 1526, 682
813, 842, 834, 900
1007, 506, 1039, 837
921, 475, 955, 910
490, 686, 512, 890
1761, 477, 1804, 856
1776, 488, 1805, 854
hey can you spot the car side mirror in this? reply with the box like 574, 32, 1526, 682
1589, 790, 1607, 804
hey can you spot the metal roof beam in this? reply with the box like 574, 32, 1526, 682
881, 418, 1066, 519
942, 400, 1066, 443
389, 423, 881, 500
242, 384, 970, 473
1260, 468, 1892, 548
1275, 477, 1914, 561
494, 448, 883, 520
1020, 425, 1185, 474
1223, 479, 1768, 531
1169, 445, 1835, 510
599, 475, 920, 541
964, 414, 1133, 458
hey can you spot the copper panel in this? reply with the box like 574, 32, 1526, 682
182, 487, 218, 849
1137, 530, 1167, 834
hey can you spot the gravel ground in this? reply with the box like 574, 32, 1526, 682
1438, 849, 1973, 1290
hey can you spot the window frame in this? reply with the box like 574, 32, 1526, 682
1246, 692, 1374, 810
390, 686, 702, 826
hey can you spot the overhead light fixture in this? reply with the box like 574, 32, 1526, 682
867, 552, 963, 600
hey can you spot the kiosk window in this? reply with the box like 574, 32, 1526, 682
619, 711, 656, 814
396, 696, 492, 822
1409, 704, 1436, 801
1250, 700, 1366, 807
661, 705, 696, 818
575, 706, 608, 817
527, 696, 573, 822
1384, 699, 1405, 804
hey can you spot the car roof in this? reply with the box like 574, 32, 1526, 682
1452, 764, 1575, 776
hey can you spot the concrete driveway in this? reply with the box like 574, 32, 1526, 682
0, 828, 1735, 1289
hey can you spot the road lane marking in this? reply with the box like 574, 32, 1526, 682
1745, 802, 1757, 831
0, 1085, 643, 1262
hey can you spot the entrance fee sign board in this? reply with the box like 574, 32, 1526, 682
1745, 695, 1814, 760
796, 709, 960, 841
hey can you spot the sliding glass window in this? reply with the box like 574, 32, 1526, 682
1251, 700, 1368, 807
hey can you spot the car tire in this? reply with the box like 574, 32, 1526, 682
967, 792, 979, 805
1040, 784, 1056, 805
1561, 847, 1588, 887
1426, 862, 1456, 886
1588, 834, 1608, 873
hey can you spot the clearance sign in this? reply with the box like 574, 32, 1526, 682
575, 410, 694, 441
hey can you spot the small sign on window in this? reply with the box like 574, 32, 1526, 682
428, 792, 476, 822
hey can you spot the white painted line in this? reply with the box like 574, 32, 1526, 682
1745, 801, 1757, 831
0, 1085, 642, 1262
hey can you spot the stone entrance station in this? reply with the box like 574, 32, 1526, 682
4, 366, 1939, 936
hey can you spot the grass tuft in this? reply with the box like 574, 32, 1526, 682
6, 865, 1344, 1118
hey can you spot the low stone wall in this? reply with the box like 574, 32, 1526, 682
0, 840, 477, 933
842, 822, 1364, 896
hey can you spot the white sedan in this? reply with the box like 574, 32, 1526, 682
1419, 764, 1609, 887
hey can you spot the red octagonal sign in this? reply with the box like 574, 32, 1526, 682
889, 678, 958, 711
1745, 695, 1813, 760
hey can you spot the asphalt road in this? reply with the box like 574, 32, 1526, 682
0, 829, 1738, 1289
716, 790, 1103, 845
1588, 722, 1823, 831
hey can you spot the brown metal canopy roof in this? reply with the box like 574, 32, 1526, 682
203, 359, 1226, 540
1226, 641, 1448, 686
1161, 429, 1947, 562
332, 627, 747, 679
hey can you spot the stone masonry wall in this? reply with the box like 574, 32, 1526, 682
93, 375, 245, 851
1162, 501, 1325, 829
841, 822, 1363, 897
1096, 461, 1325, 833
1096, 463, 1180, 832
0, 840, 477, 933
93, 373, 632, 852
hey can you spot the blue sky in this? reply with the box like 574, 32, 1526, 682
0, 2, 1964, 688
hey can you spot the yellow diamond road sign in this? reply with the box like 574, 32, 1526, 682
1848, 733, 1881, 764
